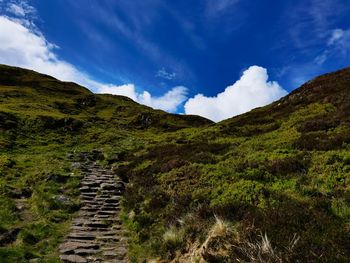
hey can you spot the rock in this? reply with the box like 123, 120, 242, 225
103, 250, 118, 257
137, 113, 152, 128
72, 162, 81, 168
100, 183, 116, 190
54, 195, 71, 206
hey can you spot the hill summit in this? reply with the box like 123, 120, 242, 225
0, 64, 349, 262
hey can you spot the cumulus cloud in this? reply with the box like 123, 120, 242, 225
99, 84, 187, 112
184, 66, 288, 122
0, 15, 187, 113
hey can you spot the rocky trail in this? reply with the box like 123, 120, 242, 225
59, 160, 128, 263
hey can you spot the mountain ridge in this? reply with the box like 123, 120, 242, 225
0, 64, 349, 262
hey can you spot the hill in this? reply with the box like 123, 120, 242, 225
0, 64, 349, 262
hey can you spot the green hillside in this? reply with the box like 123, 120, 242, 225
0, 64, 349, 262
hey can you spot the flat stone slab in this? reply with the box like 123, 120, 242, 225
59, 242, 99, 253
60, 254, 87, 263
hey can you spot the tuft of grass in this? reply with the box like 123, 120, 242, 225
163, 226, 185, 250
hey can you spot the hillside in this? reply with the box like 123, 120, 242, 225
0, 64, 211, 262
0, 64, 349, 262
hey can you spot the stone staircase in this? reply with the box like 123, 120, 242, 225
59, 162, 128, 263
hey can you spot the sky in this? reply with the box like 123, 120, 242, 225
0, 0, 349, 121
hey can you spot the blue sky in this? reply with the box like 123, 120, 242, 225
0, 0, 350, 121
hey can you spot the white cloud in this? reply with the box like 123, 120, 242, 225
0, 15, 187, 113
98, 84, 138, 101
0, 16, 94, 85
184, 66, 288, 122
98, 84, 187, 112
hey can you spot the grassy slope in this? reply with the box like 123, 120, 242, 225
0, 65, 211, 262
0, 64, 349, 262
121, 68, 350, 262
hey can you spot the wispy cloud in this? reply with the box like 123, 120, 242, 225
7, 3, 25, 17
156, 68, 176, 80
67, 0, 195, 82
285, 0, 348, 49
315, 28, 350, 65
205, 0, 240, 17
0, 0, 38, 32
275, 0, 350, 88
4, 0, 36, 17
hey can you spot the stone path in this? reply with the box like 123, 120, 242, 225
59, 162, 128, 263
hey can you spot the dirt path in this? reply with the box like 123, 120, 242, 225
59, 162, 128, 263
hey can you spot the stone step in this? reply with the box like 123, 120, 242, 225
81, 196, 95, 201
94, 214, 114, 219
68, 232, 96, 240
72, 227, 112, 233
80, 201, 103, 206
59, 241, 99, 254
81, 208, 100, 212
104, 198, 121, 203
103, 203, 120, 207
103, 250, 119, 257
85, 222, 109, 228
100, 209, 119, 213
100, 191, 122, 196
96, 235, 119, 242
79, 186, 99, 192
81, 183, 99, 186
103, 247, 128, 259
81, 192, 97, 197
74, 248, 100, 256
60, 254, 87, 263
97, 210, 118, 216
